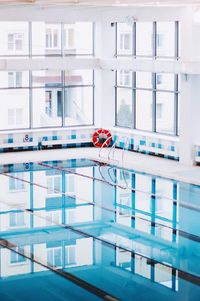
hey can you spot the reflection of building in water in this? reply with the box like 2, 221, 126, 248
0, 163, 199, 299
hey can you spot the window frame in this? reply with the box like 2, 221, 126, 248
115, 71, 179, 136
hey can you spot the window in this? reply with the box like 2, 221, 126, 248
0, 88, 29, 130
116, 21, 179, 59
64, 22, 93, 55
116, 71, 179, 136
65, 245, 76, 266
116, 88, 132, 128
9, 173, 25, 191
9, 212, 25, 227
8, 71, 22, 88
64, 87, 93, 126
66, 209, 76, 224
136, 90, 153, 131
8, 108, 23, 127
46, 211, 62, 226
136, 22, 153, 57
156, 92, 175, 135
0, 22, 95, 131
156, 22, 176, 57
47, 247, 62, 267
135, 255, 151, 279
10, 247, 27, 264
64, 27, 75, 49
136, 72, 153, 89
156, 103, 163, 119
47, 175, 62, 195
156, 34, 164, 48
8, 33, 24, 51
156, 74, 162, 85
118, 70, 132, 87
32, 88, 62, 128
46, 28, 59, 49
116, 248, 132, 271
117, 23, 133, 56
120, 34, 131, 50
66, 174, 75, 195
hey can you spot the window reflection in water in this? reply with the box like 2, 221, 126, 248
0, 160, 199, 298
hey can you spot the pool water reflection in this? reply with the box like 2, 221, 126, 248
0, 159, 199, 301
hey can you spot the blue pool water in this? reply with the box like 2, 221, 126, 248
0, 158, 199, 301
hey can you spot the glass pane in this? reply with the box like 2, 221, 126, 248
136, 90, 153, 131
64, 22, 93, 55
156, 22, 175, 57
117, 23, 133, 56
32, 88, 62, 127
64, 70, 93, 86
156, 92, 175, 135
0, 71, 29, 88
116, 88, 132, 128
32, 22, 61, 56
136, 22, 153, 57
0, 89, 29, 130
64, 87, 93, 126
117, 70, 132, 87
32, 70, 62, 87
154, 264, 173, 288
136, 72, 153, 89
0, 22, 29, 56
156, 73, 175, 91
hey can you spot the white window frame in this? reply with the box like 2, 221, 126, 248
46, 28, 59, 49
8, 172, 25, 191
47, 175, 62, 196
47, 246, 62, 268
8, 71, 22, 88
8, 33, 24, 51
65, 245, 76, 267
9, 211, 26, 228
8, 108, 23, 127
120, 33, 131, 51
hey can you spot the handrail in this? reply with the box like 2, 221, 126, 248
121, 136, 129, 189
98, 135, 114, 159
108, 138, 119, 161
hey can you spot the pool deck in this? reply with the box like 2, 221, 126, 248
0, 147, 200, 186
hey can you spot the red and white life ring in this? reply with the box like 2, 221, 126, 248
92, 128, 112, 148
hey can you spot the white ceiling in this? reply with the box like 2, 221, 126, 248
0, 0, 200, 7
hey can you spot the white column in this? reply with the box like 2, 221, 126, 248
94, 22, 116, 129
179, 8, 200, 165
179, 75, 200, 165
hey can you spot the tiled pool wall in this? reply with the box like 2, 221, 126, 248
0, 128, 94, 152
0, 128, 199, 164
111, 130, 180, 161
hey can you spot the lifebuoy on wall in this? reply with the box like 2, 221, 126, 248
92, 128, 112, 148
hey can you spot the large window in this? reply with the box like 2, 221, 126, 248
0, 69, 94, 130
116, 71, 179, 136
116, 21, 179, 59
0, 21, 94, 131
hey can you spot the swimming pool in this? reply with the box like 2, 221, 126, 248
0, 158, 199, 301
